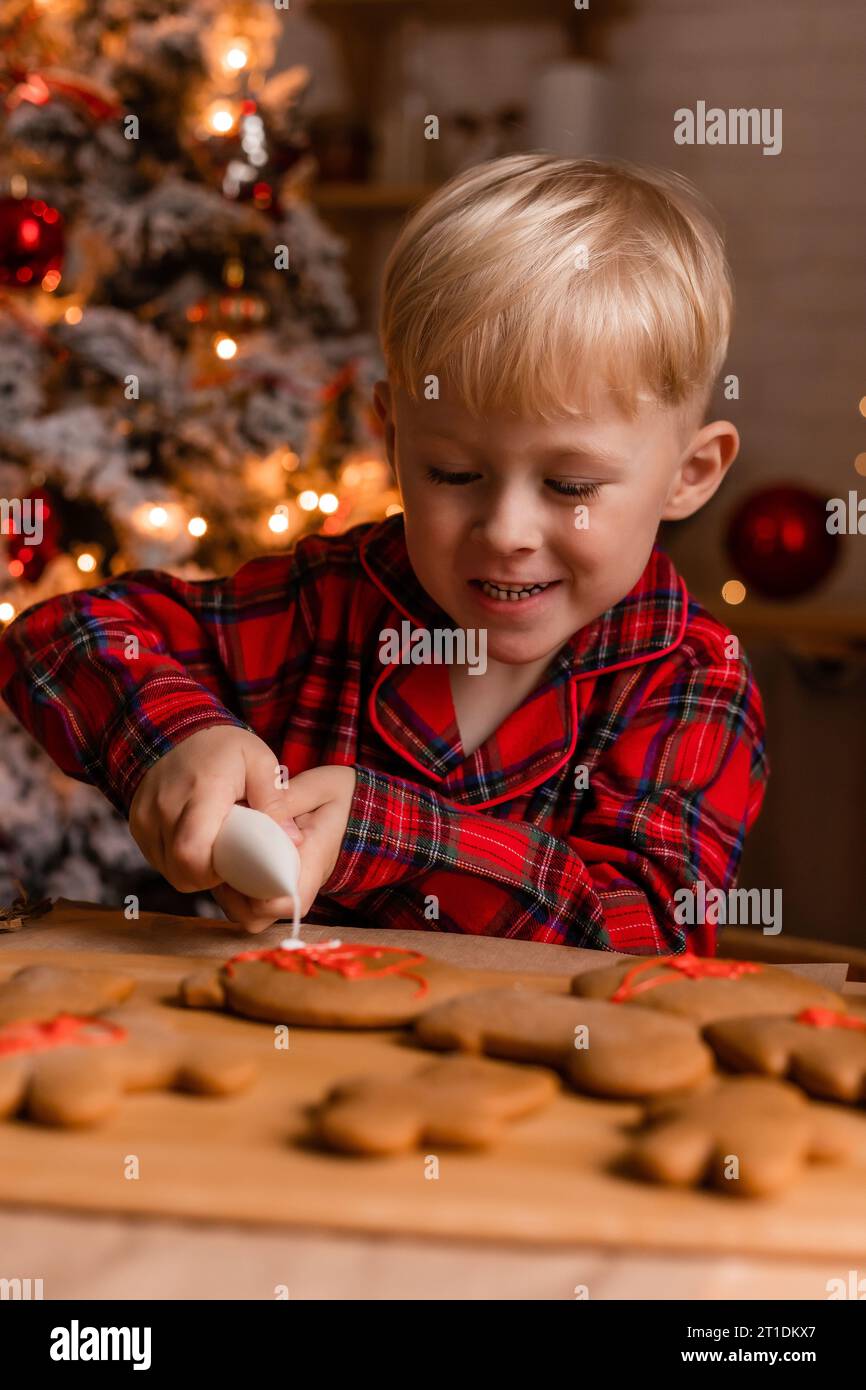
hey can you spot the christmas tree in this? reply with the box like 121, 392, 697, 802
0, 0, 396, 912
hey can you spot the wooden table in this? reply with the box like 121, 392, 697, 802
1, 900, 861, 1301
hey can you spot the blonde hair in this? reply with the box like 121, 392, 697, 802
380, 154, 733, 422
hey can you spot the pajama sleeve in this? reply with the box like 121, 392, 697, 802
0, 552, 318, 817
321, 654, 768, 956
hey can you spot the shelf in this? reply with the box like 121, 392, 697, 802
311, 0, 549, 11
310, 181, 436, 211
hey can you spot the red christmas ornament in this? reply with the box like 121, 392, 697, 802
726, 485, 839, 600
0, 196, 65, 287
2, 488, 62, 583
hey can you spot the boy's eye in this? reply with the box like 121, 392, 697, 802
423, 467, 602, 501
546, 480, 602, 501
424, 466, 479, 485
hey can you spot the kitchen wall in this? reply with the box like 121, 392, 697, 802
280, 0, 866, 945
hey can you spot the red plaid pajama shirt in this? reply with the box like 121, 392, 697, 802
0, 515, 768, 955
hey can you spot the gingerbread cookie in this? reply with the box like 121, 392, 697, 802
0, 1008, 257, 1127
628, 1076, 857, 1197
0, 964, 136, 1026
572, 952, 843, 1026
180, 941, 482, 1028
706, 1007, 866, 1104
315, 1055, 558, 1155
414, 988, 712, 1099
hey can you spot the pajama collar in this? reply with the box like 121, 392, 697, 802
358, 516, 688, 803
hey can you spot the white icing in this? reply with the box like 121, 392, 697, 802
279, 937, 342, 951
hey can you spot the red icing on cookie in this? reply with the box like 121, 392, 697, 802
796, 1007, 866, 1032
225, 943, 431, 998
611, 952, 763, 1003
0, 1014, 128, 1057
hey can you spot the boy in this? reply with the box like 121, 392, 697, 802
0, 154, 767, 954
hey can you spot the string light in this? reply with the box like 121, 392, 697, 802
721, 579, 747, 605
214, 335, 237, 360
318, 492, 339, 514
7, 560, 24, 579
0, 602, 16, 624
224, 44, 249, 71
206, 104, 235, 135
297, 491, 319, 511
240, 111, 268, 168
18, 217, 40, 248
188, 516, 207, 537
252, 181, 273, 211
131, 502, 184, 539
41, 269, 62, 292
64, 305, 83, 324
75, 552, 97, 573
268, 510, 289, 534
223, 258, 244, 289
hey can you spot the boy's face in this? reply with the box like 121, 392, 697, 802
374, 383, 738, 666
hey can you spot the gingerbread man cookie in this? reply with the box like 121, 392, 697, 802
0, 964, 136, 1026
0, 1009, 258, 1127
628, 1076, 857, 1197
414, 988, 713, 1099
572, 952, 842, 1026
706, 1007, 866, 1104
315, 1055, 558, 1155
180, 941, 483, 1028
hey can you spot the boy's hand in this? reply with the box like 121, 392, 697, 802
129, 726, 305, 932
279, 765, 357, 919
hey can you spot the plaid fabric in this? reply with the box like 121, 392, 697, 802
0, 515, 768, 954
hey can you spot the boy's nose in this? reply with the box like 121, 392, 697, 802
474, 494, 543, 555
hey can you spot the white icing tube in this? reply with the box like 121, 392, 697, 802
213, 804, 302, 938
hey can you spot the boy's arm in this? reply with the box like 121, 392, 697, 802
0, 552, 318, 817
320, 656, 768, 955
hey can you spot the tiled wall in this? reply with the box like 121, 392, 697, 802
286, 1, 866, 945
604, 0, 866, 943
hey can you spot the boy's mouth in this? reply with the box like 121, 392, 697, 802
471, 579, 560, 603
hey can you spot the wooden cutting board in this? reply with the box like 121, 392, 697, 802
3, 946, 866, 1259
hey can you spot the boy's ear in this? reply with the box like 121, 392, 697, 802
372, 378, 391, 420
372, 380, 395, 464
662, 420, 740, 521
